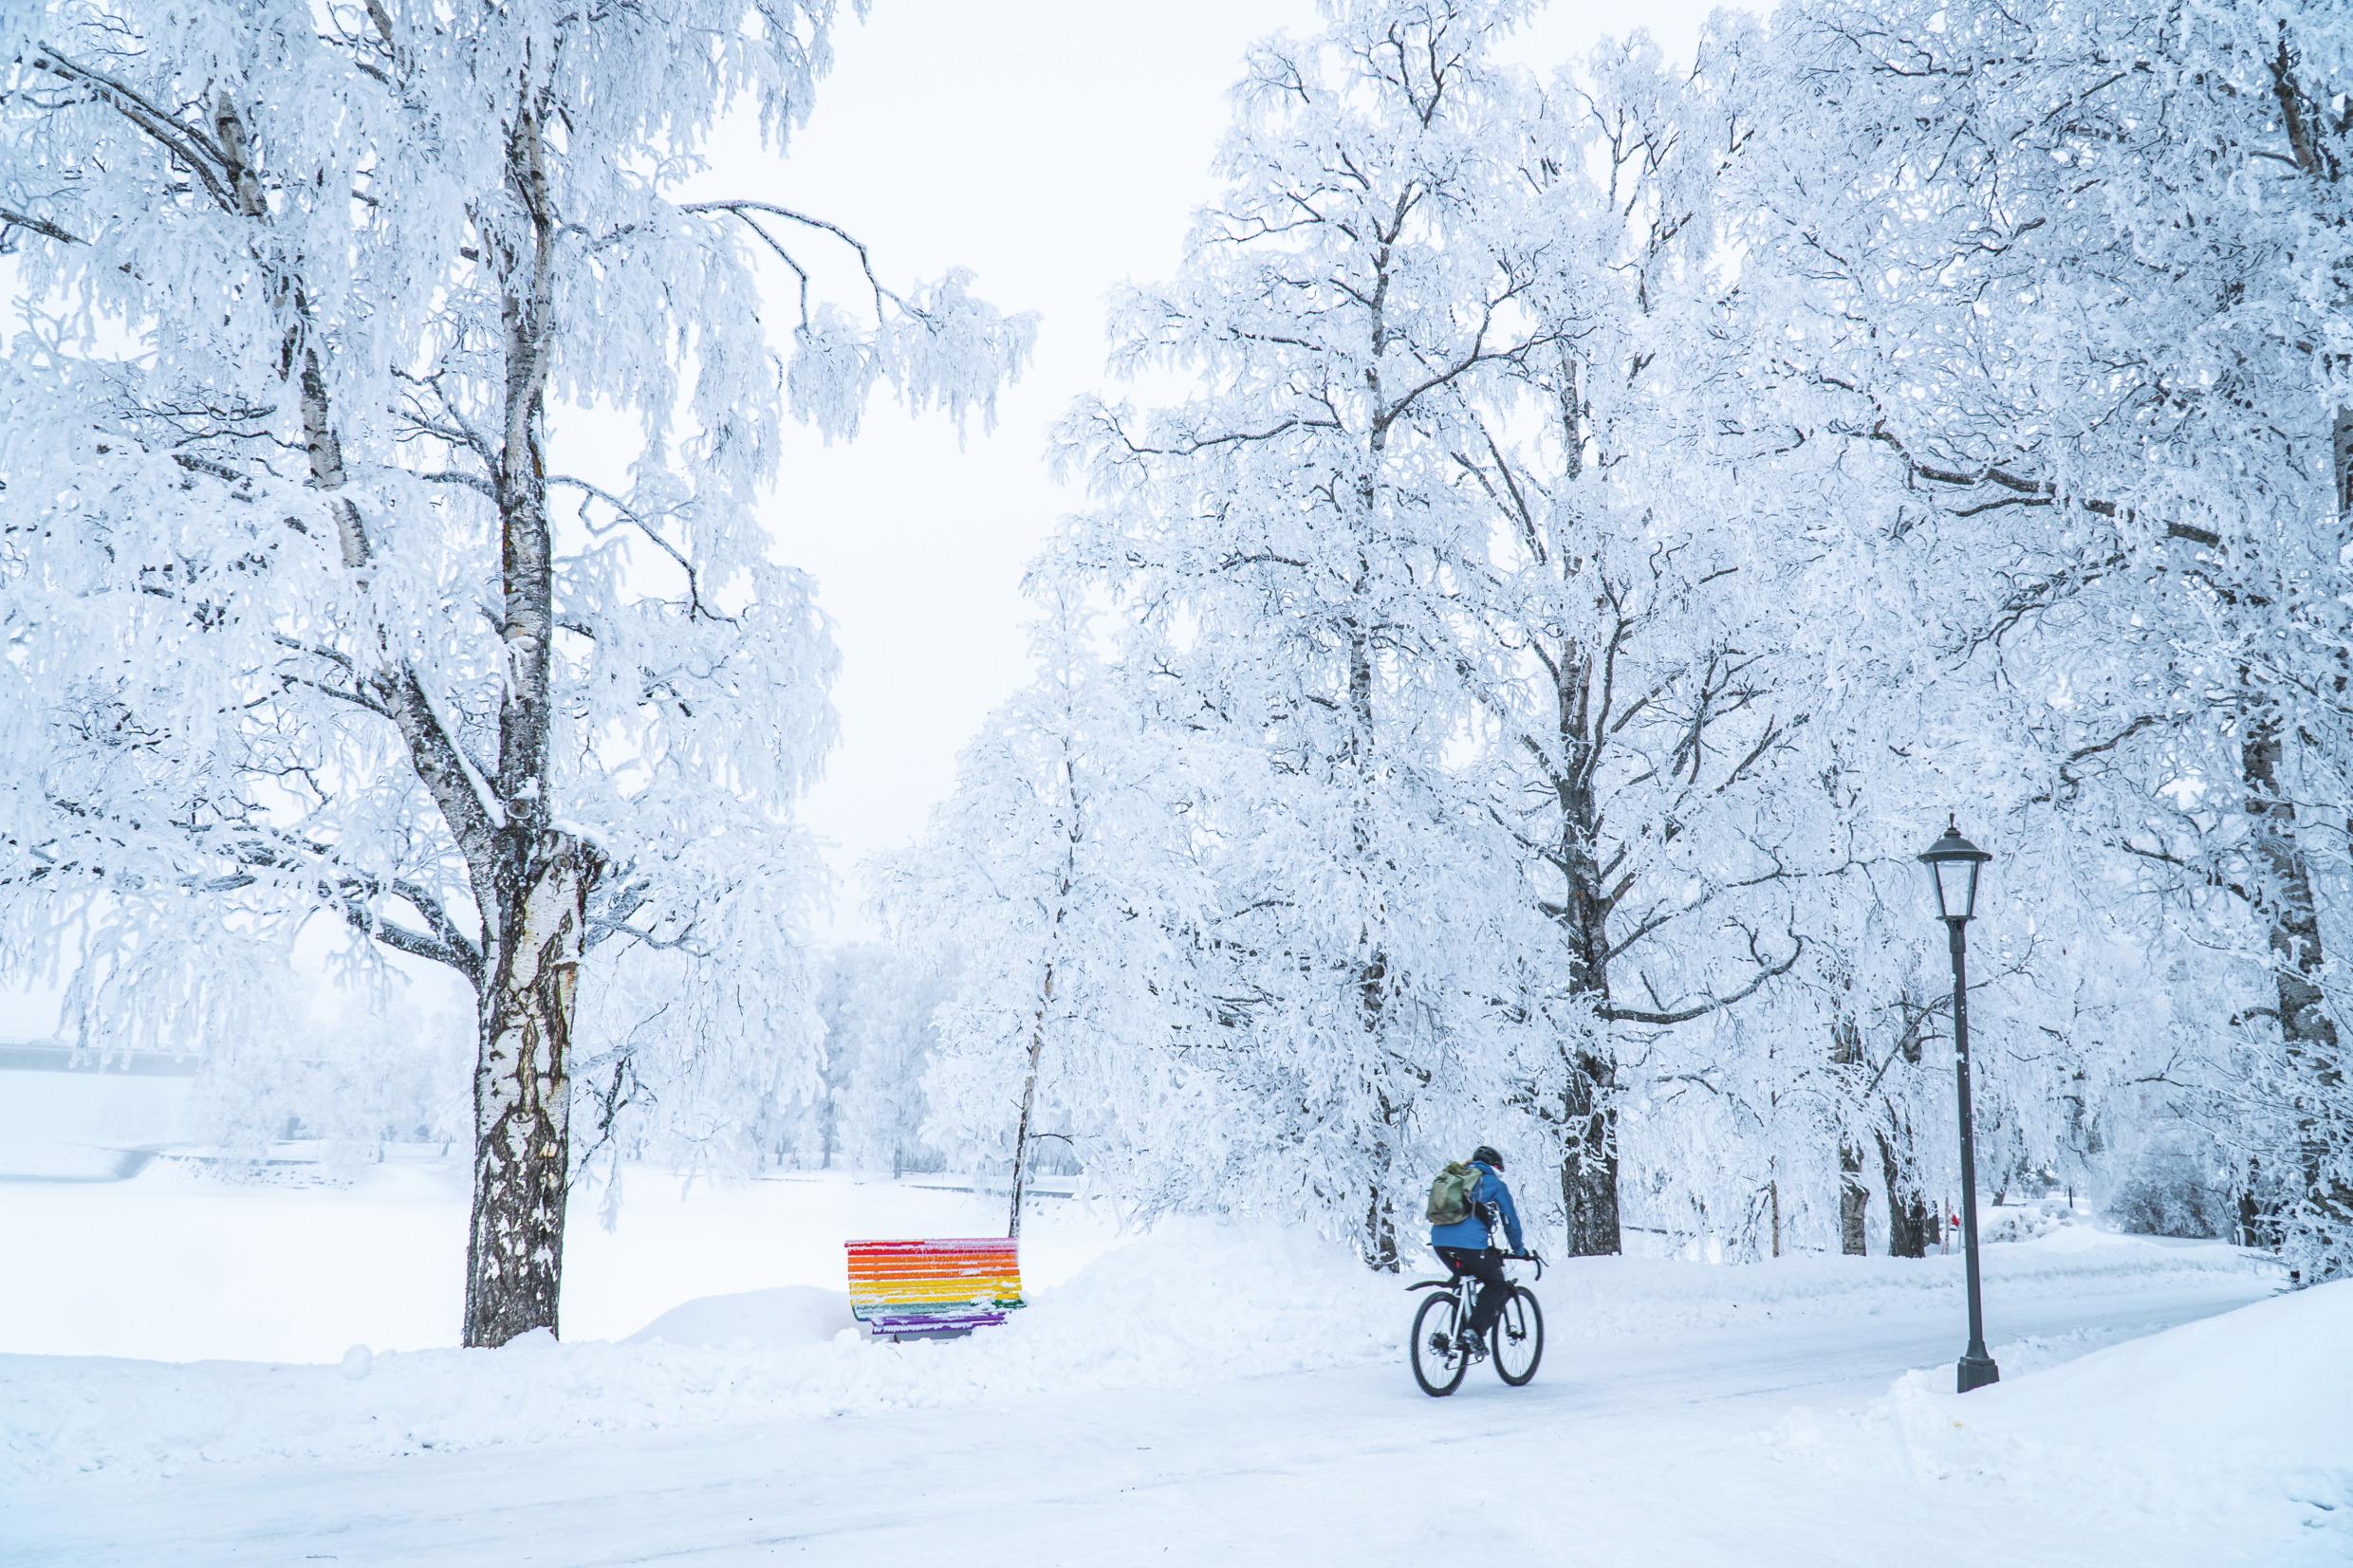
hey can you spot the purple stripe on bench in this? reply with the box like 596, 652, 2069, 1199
867, 1312, 1008, 1336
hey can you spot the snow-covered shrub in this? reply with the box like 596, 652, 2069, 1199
2103, 1134, 2234, 1241
1981, 1197, 2084, 1245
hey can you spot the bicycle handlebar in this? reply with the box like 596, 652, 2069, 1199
1509, 1250, 1546, 1281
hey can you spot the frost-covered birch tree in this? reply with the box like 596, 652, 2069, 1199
1055, 0, 1565, 1264
1448, 22, 1824, 1256
881, 600, 1212, 1238
0, 0, 1029, 1342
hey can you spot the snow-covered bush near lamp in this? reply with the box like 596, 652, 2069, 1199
2102, 1126, 2237, 1242
1980, 1197, 2084, 1246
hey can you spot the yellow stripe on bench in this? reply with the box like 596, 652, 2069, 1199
845, 1238, 1024, 1338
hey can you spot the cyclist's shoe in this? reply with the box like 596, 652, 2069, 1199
1459, 1334, 1489, 1363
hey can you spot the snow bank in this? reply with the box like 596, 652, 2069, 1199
0, 1219, 1379, 1482
0, 1138, 143, 1181
1537, 1225, 2263, 1340
1771, 1281, 2353, 1564
1, 1219, 2270, 1485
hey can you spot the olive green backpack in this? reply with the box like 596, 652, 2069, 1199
1426, 1160, 1481, 1226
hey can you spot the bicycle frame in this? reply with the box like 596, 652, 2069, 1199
1406, 1250, 1542, 1333
1408, 1249, 1543, 1288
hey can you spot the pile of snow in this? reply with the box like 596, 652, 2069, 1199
1774, 1281, 2353, 1564
0, 1219, 2270, 1484
627, 1285, 856, 1350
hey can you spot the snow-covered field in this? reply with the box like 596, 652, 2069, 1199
0, 1152, 1120, 1362
3, 1162, 2344, 1565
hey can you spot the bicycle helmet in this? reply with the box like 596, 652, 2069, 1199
1471, 1144, 1505, 1171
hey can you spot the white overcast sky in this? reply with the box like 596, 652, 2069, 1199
738, 0, 1721, 936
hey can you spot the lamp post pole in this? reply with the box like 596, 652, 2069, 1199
1944, 912, 1999, 1393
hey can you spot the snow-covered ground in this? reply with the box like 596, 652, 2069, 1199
3, 1161, 2343, 1565
0, 1153, 1120, 1362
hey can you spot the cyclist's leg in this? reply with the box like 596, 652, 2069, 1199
1433, 1246, 1482, 1346
1465, 1248, 1510, 1337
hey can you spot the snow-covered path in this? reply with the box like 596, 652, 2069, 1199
11, 1274, 2303, 1568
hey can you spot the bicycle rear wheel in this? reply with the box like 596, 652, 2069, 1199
1492, 1285, 1544, 1386
1410, 1292, 1469, 1396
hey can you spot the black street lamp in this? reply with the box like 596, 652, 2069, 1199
1919, 815, 2000, 1394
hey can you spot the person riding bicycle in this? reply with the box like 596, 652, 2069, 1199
1429, 1144, 1525, 1360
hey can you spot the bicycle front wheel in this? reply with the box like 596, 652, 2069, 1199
1410, 1291, 1469, 1397
1492, 1285, 1544, 1386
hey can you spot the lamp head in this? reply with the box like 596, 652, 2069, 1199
1918, 814, 1992, 923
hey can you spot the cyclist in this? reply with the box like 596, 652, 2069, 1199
1429, 1143, 1525, 1360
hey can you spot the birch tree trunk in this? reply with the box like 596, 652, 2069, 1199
1832, 1013, 1869, 1256
1554, 647, 1622, 1258
1560, 1048, 1623, 1255
1009, 741, 1083, 1243
464, 847, 585, 1344
1353, 278, 1399, 1271
1543, 371, 1627, 1261
2243, 713, 2339, 1081
1007, 964, 1052, 1242
1878, 1126, 1929, 1260
1839, 1144, 1869, 1256
1352, 614, 1402, 1271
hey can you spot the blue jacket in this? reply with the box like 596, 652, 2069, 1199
1429, 1161, 1524, 1254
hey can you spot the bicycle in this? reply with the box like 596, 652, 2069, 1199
1407, 1248, 1545, 1396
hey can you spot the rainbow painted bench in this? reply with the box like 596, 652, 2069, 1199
844, 1237, 1025, 1339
